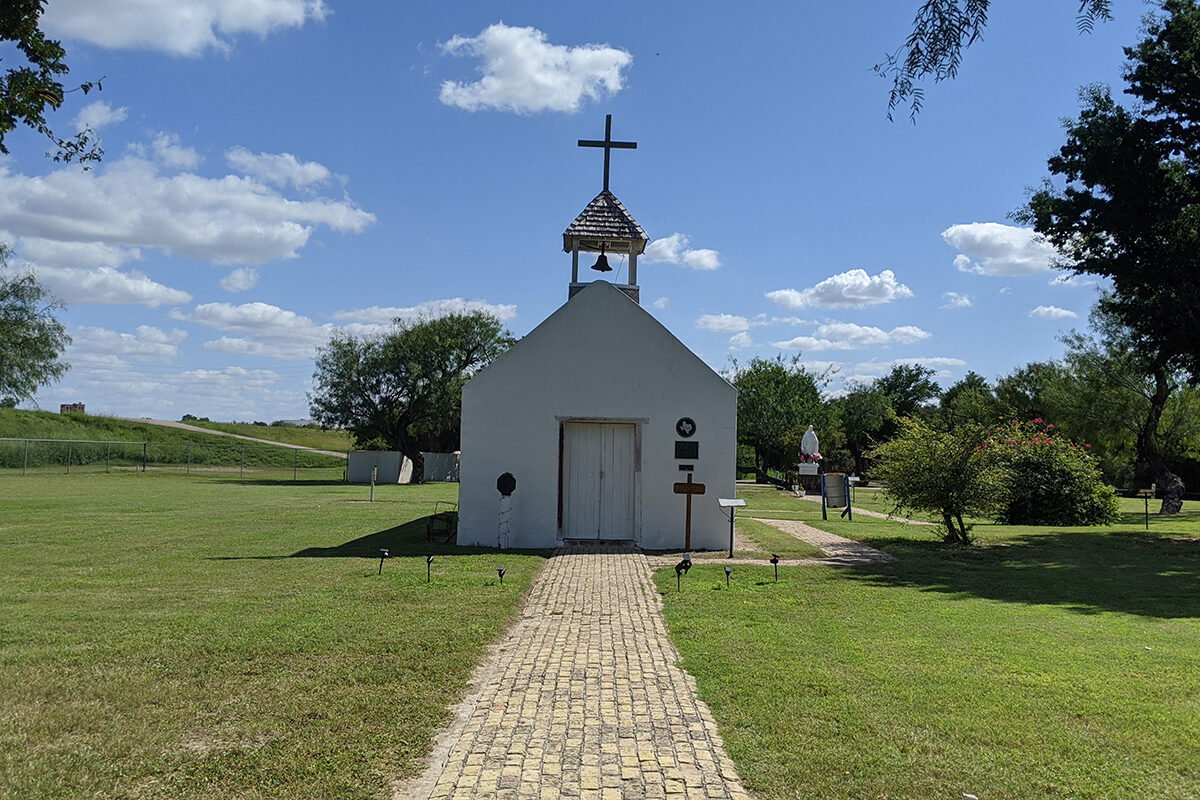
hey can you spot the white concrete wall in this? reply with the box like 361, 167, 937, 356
459, 281, 736, 550
346, 451, 412, 484
422, 452, 461, 482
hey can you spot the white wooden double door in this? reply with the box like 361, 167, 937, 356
562, 422, 637, 540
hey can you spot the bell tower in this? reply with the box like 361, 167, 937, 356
563, 114, 649, 304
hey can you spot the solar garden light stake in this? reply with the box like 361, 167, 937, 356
674, 553, 692, 592
724, 564, 732, 588
378, 548, 389, 575
770, 554, 780, 582
497, 566, 506, 586
427, 554, 434, 584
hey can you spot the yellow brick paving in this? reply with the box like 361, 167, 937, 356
408, 544, 752, 800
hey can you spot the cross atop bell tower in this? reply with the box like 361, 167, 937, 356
563, 114, 649, 304
578, 113, 637, 193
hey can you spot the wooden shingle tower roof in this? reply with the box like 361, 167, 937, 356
564, 115, 647, 303
562, 190, 648, 256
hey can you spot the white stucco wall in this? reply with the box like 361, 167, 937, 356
458, 281, 736, 550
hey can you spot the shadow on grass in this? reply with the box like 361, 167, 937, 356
210, 516, 552, 561
842, 530, 1200, 618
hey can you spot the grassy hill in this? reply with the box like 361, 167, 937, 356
0, 409, 346, 475
0, 409, 351, 450
184, 420, 352, 451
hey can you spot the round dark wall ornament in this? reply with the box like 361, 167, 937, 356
675, 417, 697, 438
497, 472, 517, 497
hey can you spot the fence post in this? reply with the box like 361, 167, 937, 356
23, 439, 28, 476
142, 442, 147, 472
293, 449, 298, 482
106, 441, 111, 473
66, 441, 72, 475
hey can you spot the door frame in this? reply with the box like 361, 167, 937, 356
556, 416, 644, 541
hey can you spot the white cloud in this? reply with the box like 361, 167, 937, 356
851, 356, 967, 379
644, 233, 722, 270
225, 147, 332, 188
941, 291, 973, 309
0, 140, 374, 266
220, 267, 259, 292
439, 23, 632, 113
68, 325, 187, 363
333, 299, 518, 324
767, 269, 913, 310
42, 0, 329, 57
695, 313, 749, 333
134, 132, 202, 170
1049, 273, 1098, 288
35, 265, 192, 307
771, 321, 931, 351
171, 301, 332, 360
12, 236, 142, 269
728, 332, 754, 350
1028, 305, 1078, 320
943, 222, 1058, 277
651, 297, 668, 310
73, 101, 128, 133
750, 314, 812, 327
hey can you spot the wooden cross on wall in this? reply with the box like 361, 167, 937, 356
578, 114, 636, 192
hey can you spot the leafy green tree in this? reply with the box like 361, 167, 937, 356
879, 0, 1113, 120
1, 0, 102, 164
1051, 306, 1195, 513
730, 355, 828, 484
1024, 0, 1200, 380
994, 361, 1067, 422
870, 417, 1005, 544
0, 244, 70, 404
309, 312, 514, 482
939, 371, 1000, 427
876, 363, 941, 427
836, 382, 894, 476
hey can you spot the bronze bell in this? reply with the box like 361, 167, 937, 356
590, 244, 612, 272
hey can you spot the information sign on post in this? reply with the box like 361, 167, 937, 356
718, 498, 747, 558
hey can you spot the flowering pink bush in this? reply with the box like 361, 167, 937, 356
989, 419, 1117, 526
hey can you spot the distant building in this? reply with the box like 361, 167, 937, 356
60, 403, 85, 415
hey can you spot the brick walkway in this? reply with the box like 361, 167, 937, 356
401, 544, 751, 800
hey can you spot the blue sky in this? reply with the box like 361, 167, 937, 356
2, 1, 1146, 421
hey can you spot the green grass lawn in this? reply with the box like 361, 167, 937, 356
0, 473, 546, 800
659, 492, 1200, 799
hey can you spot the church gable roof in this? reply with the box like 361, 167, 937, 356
562, 191, 649, 255
465, 281, 734, 399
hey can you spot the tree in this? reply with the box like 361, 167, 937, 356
939, 371, 999, 427
876, 363, 941, 421
879, 0, 1113, 120
309, 312, 514, 482
1, 1, 103, 165
1024, 0, 1200, 380
1052, 306, 1195, 513
730, 355, 828, 484
994, 361, 1066, 422
870, 417, 1005, 544
836, 382, 894, 476
0, 244, 70, 404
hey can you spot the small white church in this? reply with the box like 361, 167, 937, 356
457, 116, 736, 550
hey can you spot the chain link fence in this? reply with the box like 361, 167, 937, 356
0, 438, 348, 481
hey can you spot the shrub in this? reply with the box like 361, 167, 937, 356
990, 419, 1118, 526
870, 418, 1007, 544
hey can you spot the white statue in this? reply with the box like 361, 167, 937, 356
800, 424, 819, 457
